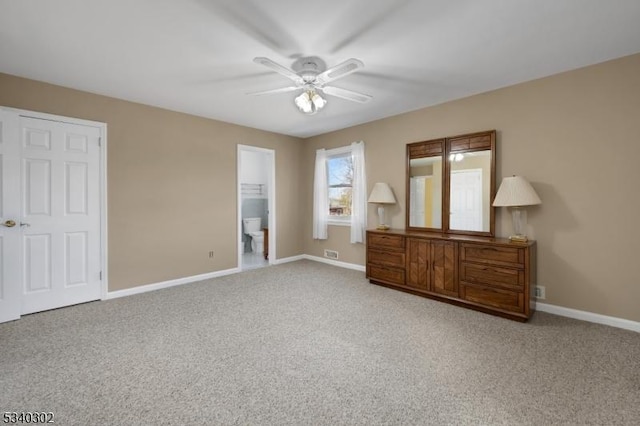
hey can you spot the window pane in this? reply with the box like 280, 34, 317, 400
327, 154, 353, 217
329, 187, 352, 216
327, 155, 352, 186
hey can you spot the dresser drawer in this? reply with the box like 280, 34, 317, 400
368, 248, 405, 268
368, 233, 405, 250
460, 243, 524, 268
460, 262, 524, 291
460, 283, 524, 313
367, 264, 405, 286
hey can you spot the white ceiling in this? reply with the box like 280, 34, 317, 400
2, 0, 640, 138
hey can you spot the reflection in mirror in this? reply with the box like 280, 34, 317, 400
409, 156, 442, 229
449, 150, 492, 232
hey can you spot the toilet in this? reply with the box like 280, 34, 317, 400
242, 217, 264, 254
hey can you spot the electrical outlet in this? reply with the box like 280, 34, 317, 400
208, 251, 214, 258
534, 286, 545, 299
324, 249, 339, 260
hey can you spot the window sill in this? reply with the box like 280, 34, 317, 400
328, 219, 351, 227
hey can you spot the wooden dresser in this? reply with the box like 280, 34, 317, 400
366, 229, 536, 321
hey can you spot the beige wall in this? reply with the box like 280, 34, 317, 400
303, 53, 640, 322
0, 73, 304, 291
3, 53, 640, 322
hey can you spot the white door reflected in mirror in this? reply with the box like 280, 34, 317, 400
449, 169, 483, 231
448, 150, 491, 233
408, 156, 442, 229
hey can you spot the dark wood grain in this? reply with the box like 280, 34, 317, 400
406, 238, 429, 291
367, 264, 405, 286
460, 282, 525, 313
366, 229, 536, 321
263, 227, 269, 260
406, 138, 446, 233
406, 130, 496, 237
368, 248, 405, 268
430, 240, 458, 297
460, 243, 523, 267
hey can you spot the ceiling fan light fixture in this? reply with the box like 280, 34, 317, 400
252, 56, 369, 114
294, 91, 312, 113
294, 90, 326, 115
311, 91, 326, 109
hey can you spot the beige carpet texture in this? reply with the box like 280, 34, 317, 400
1, 260, 639, 425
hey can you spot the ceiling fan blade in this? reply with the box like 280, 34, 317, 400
253, 57, 303, 85
247, 86, 300, 96
315, 58, 364, 86
321, 86, 372, 103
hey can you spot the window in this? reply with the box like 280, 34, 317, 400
313, 141, 367, 242
327, 152, 353, 223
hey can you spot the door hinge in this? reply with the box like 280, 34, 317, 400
99, 271, 103, 280
98, 137, 102, 147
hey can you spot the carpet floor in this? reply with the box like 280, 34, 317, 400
1, 260, 639, 425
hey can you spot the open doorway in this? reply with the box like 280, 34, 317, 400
237, 145, 275, 271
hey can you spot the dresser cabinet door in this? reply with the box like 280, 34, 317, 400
406, 238, 457, 296
430, 240, 458, 297
406, 238, 429, 291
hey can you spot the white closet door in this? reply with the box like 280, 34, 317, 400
0, 111, 21, 322
19, 116, 102, 314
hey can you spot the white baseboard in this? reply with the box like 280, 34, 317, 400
103, 254, 363, 300
302, 254, 366, 272
104, 267, 240, 300
271, 255, 306, 265
102, 256, 637, 333
536, 302, 640, 333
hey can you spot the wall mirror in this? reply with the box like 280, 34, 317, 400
406, 130, 496, 236
407, 139, 444, 231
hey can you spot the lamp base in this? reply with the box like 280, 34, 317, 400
509, 234, 529, 243
376, 205, 390, 231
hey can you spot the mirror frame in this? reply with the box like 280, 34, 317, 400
406, 130, 496, 237
406, 138, 446, 233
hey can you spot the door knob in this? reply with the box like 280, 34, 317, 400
2, 220, 16, 227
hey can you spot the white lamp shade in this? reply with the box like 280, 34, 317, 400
493, 176, 541, 207
368, 183, 396, 204
311, 92, 326, 109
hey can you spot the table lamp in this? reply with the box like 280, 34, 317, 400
492, 176, 541, 242
368, 183, 396, 230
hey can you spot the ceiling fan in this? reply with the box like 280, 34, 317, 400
249, 56, 372, 115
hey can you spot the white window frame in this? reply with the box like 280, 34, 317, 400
326, 145, 354, 227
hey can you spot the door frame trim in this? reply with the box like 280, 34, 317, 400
237, 144, 276, 269
0, 106, 108, 305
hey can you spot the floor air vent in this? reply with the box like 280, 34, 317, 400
324, 249, 339, 260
